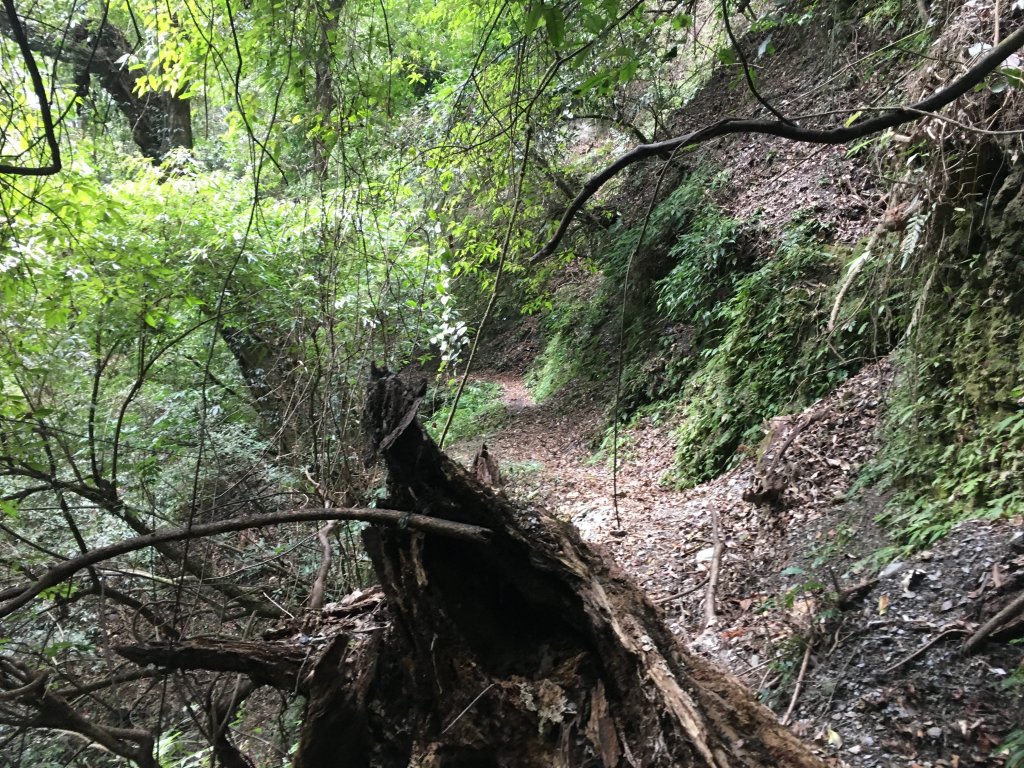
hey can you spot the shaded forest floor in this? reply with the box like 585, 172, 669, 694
447, 360, 1024, 767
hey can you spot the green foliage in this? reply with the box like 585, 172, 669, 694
999, 659, 1024, 768
527, 282, 605, 401
1000, 730, 1024, 768
864, 249, 1024, 547
670, 219, 873, 486
526, 169, 740, 408
862, 0, 918, 30
425, 381, 505, 443
655, 183, 744, 334
529, 328, 578, 402
602, 169, 730, 285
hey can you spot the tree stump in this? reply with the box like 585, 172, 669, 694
294, 367, 825, 767
471, 443, 503, 488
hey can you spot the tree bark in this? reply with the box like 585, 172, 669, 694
292, 367, 825, 767
0, 10, 192, 161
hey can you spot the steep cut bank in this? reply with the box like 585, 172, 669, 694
507, 0, 1024, 548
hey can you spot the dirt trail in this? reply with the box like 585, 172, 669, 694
448, 364, 1024, 768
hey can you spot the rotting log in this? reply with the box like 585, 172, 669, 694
293, 366, 826, 768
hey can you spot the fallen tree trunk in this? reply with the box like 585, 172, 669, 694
293, 367, 826, 767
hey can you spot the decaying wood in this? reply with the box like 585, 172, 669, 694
963, 588, 1024, 653
115, 638, 306, 690
743, 409, 824, 506
288, 366, 826, 767
471, 442, 503, 487
701, 510, 724, 631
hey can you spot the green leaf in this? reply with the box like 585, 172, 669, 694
525, 2, 544, 34
617, 59, 639, 83
543, 6, 565, 47
577, 70, 614, 95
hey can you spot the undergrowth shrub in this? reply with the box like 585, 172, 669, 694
669, 217, 905, 486
527, 283, 603, 401
525, 168, 731, 404
600, 167, 730, 287
670, 220, 838, 484
865, 258, 1024, 547
852, 154, 1024, 549
425, 381, 506, 443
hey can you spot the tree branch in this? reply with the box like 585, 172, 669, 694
531, 26, 1024, 263
0, 0, 61, 175
0, 6, 191, 161
0, 506, 492, 619
0, 663, 156, 768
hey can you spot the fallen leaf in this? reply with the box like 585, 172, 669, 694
826, 726, 843, 748
878, 593, 890, 615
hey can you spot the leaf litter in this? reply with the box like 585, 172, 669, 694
449, 358, 1024, 767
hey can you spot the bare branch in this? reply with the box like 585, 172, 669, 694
0, 0, 61, 175
0, 506, 492, 619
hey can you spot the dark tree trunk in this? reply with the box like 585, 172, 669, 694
0, 10, 192, 162
219, 324, 309, 455
292, 367, 825, 768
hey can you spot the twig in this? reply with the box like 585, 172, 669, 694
720, 0, 791, 123
963, 589, 1024, 653
655, 578, 709, 604
819, 642, 857, 718
882, 627, 968, 674
780, 642, 812, 726
307, 521, 338, 611
441, 683, 496, 734
701, 510, 725, 630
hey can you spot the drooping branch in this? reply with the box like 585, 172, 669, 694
531, 26, 1024, 263
0, 507, 491, 620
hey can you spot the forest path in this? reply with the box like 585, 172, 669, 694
446, 363, 1024, 767
447, 370, 704, 626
